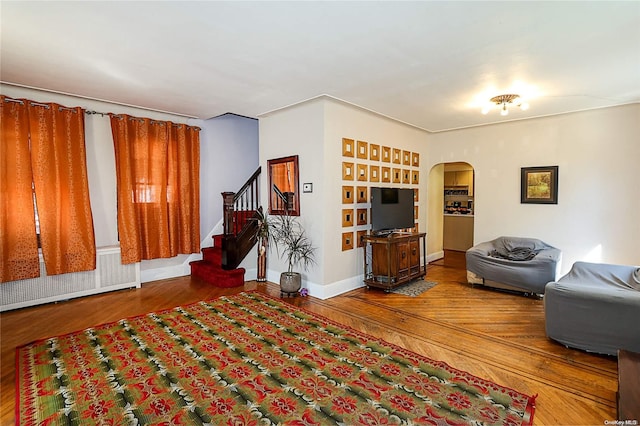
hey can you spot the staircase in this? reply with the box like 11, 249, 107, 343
189, 234, 246, 287
189, 167, 261, 287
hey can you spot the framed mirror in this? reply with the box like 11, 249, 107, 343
268, 155, 300, 216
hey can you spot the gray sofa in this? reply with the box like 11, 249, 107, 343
545, 261, 640, 355
466, 236, 562, 295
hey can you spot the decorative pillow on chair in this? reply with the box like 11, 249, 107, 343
489, 247, 538, 261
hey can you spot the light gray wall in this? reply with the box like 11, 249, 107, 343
323, 99, 428, 295
426, 104, 640, 272
199, 114, 259, 241
259, 97, 430, 299
259, 98, 326, 288
261, 99, 639, 299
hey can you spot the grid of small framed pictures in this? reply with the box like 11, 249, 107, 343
341, 137, 420, 251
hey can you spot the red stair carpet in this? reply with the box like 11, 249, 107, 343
189, 235, 245, 287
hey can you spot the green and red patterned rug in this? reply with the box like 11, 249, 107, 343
17, 292, 535, 425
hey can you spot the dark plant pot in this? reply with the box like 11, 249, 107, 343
280, 272, 301, 297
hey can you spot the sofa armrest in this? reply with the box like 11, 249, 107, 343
559, 261, 638, 291
545, 280, 640, 354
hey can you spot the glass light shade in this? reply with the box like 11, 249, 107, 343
500, 105, 509, 116
520, 102, 530, 111
481, 106, 491, 115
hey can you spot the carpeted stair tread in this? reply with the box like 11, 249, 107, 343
201, 247, 222, 264
190, 260, 245, 288
190, 234, 245, 288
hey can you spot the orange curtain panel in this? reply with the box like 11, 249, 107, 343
27, 102, 96, 276
111, 115, 200, 264
167, 124, 200, 255
1, 96, 96, 282
0, 97, 40, 282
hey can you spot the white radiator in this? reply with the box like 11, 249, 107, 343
1, 246, 140, 312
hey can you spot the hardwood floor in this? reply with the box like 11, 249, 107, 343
1, 251, 617, 425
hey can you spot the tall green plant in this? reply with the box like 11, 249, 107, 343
254, 207, 270, 240
268, 213, 316, 273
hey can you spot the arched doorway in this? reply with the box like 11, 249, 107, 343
427, 162, 475, 262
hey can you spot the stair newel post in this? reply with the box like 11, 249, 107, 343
222, 192, 235, 237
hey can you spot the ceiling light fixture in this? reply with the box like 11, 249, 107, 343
482, 94, 529, 116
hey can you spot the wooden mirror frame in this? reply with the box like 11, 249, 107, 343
268, 155, 300, 216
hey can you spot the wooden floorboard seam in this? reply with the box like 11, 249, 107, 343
344, 293, 616, 379
312, 296, 616, 409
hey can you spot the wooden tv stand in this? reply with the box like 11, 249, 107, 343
362, 232, 426, 291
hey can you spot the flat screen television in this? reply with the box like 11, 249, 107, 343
370, 187, 415, 235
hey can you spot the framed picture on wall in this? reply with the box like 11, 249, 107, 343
521, 166, 559, 204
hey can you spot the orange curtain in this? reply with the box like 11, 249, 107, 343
0, 96, 96, 282
0, 97, 40, 282
168, 124, 200, 255
111, 115, 200, 264
28, 102, 96, 276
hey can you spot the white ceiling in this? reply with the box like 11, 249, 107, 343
2, 1, 639, 132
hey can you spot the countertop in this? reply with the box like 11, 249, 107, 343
443, 213, 474, 217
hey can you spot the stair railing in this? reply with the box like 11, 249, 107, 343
222, 166, 261, 236
220, 166, 261, 269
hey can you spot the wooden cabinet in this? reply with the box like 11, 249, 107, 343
444, 170, 469, 186
444, 170, 473, 195
444, 172, 457, 187
362, 232, 426, 291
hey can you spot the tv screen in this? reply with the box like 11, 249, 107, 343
370, 187, 415, 234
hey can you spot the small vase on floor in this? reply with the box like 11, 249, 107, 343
257, 238, 267, 282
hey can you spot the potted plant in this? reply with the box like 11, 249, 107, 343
268, 213, 316, 296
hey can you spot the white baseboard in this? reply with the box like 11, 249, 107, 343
307, 276, 365, 300
427, 251, 445, 263
243, 267, 257, 281
140, 261, 193, 283
264, 269, 364, 300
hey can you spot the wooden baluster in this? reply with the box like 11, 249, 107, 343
254, 181, 259, 212
222, 192, 235, 236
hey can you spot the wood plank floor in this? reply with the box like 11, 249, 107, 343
1, 251, 617, 425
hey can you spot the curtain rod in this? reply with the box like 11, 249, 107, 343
2, 97, 200, 131
84, 110, 107, 117
2, 97, 77, 112
2, 81, 199, 119
107, 113, 201, 130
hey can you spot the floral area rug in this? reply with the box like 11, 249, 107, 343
390, 280, 438, 297
17, 292, 535, 425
